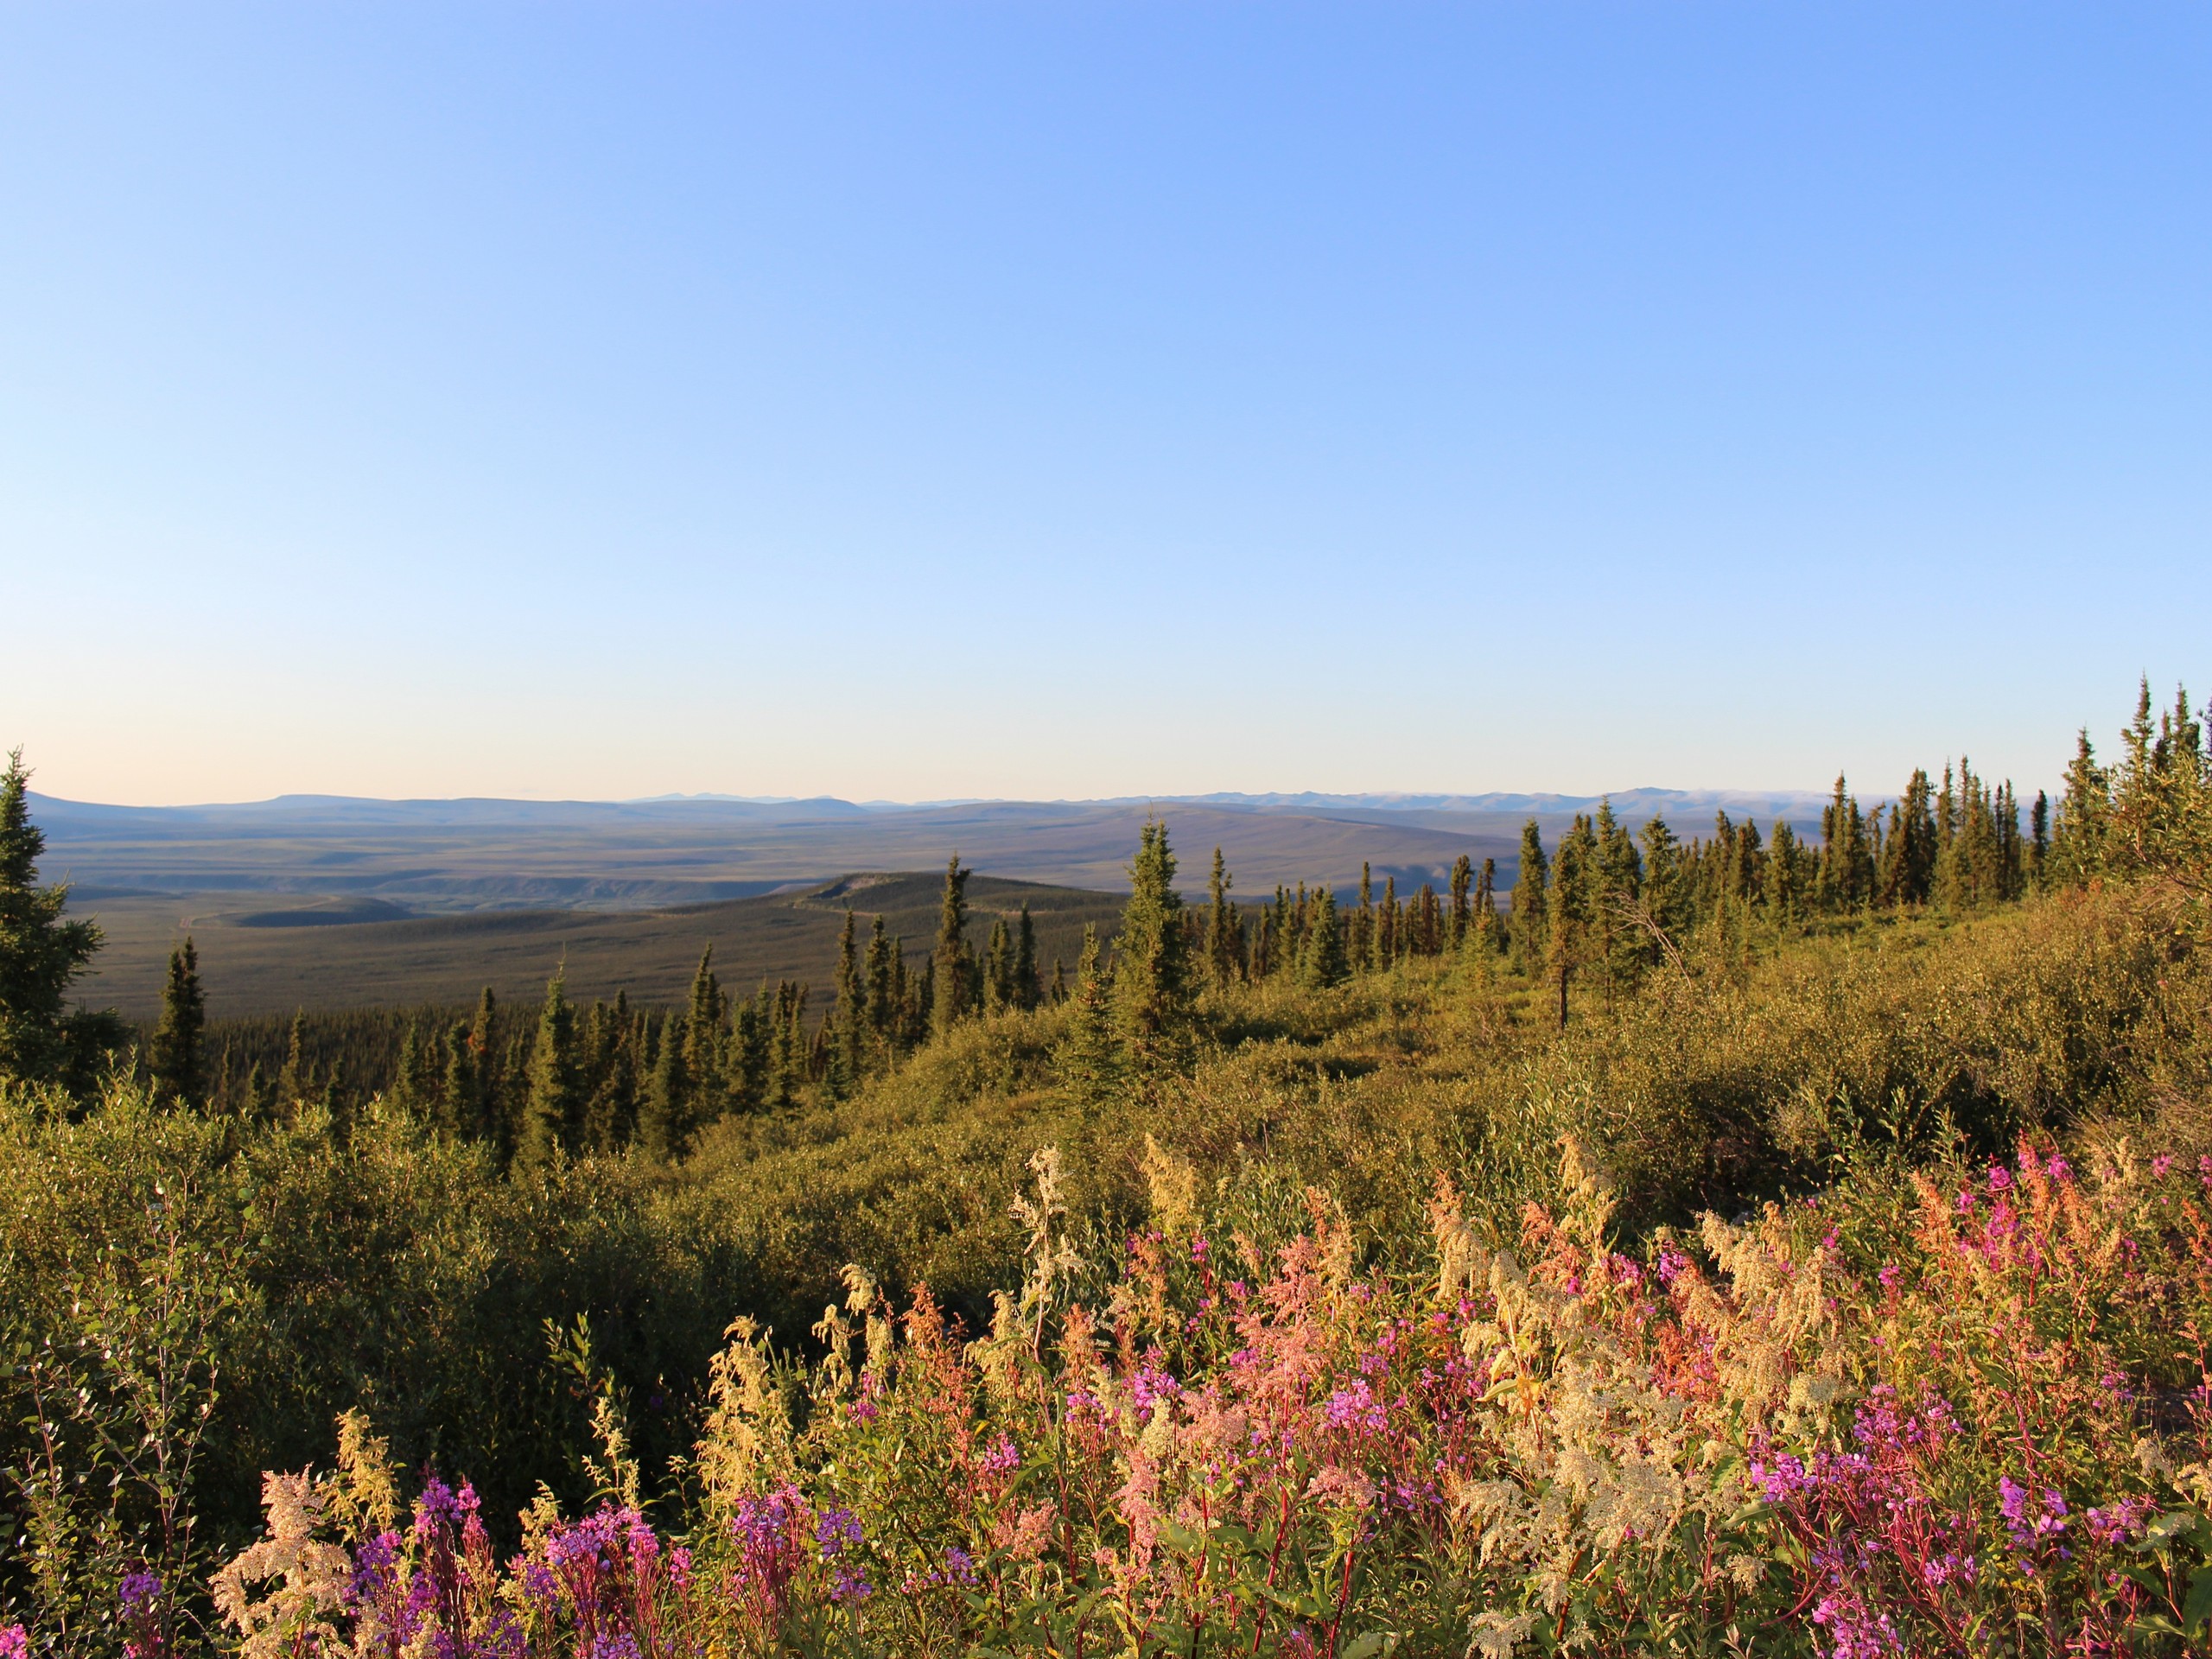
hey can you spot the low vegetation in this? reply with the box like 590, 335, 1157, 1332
0, 678, 2206, 1655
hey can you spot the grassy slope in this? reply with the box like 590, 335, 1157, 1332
5, 882, 2202, 1545
664, 882, 2212, 1342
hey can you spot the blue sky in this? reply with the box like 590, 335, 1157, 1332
3, 3, 2204, 804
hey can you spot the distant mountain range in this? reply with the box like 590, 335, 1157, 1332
27, 786, 1849, 914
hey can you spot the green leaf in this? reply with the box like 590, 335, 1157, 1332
1339, 1633, 1397, 1659
2183, 1566, 2212, 1636
2137, 1509, 2209, 1553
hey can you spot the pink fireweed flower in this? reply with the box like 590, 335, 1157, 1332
2153, 1154, 2174, 1179
0, 1625, 27, 1659
1324, 1379, 1388, 1437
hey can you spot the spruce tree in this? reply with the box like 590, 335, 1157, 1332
931, 855, 972, 1034
863, 915, 898, 1050
520, 969, 581, 1166
276, 1008, 310, 1114
681, 948, 723, 1122
1511, 822, 1549, 969
1301, 884, 1349, 988
1205, 847, 1242, 988
1637, 817, 1684, 945
641, 1009, 688, 1160
1546, 815, 1599, 1027
1056, 923, 1122, 1108
2048, 730, 2110, 887
1878, 770, 1937, 908
0, 752, 111, 1086
149, 935, 207, 1106
831, 908, 865, 1096
439, 1020, 475, 1140
240, 1058, 270, 1122
390, 1018, 429, 1120
1447, 855, 1473, 950
466, 988, 500, 1145
1113, 820, 1193, 1064
1015, 903, 1041, 1010
984, 918, 1014, 1013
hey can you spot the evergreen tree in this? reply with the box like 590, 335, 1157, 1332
1015, 903, 1041, 1010
2048, 730, 2111, 887
466, 988, 500, 1147
1636, 817, 1687, 950
681, 948, 724, 1123
0, 752, 112, 1087
1473, 857, 1501, 950
240, 1058, 270, 1122
1114, 820, 1193, 1063
520, 969, 581, 1166
1545, 815, 1599, 1027
1050, 957, 1067, 1003
1878, 770, 1938, 908
1818, 776, 1874, 912
863, 915, 899, 1052
984, 918, 1014, 1012
389, 1017, 429, 1119
1764, 821, 1807, 921
931, 855, 972, 1034
582, 993, 639, 1151
1056, 924, 1122, 1108
1356, 862, 1375, 973
1377, 875, 1397, 966
439, 1020, 476, 1140
1511, 821, 1549, 969
640, 1010, 689, 1160
1301, 884, 1349, 988
1448, 855, 1473, 950
149, 935, 207, 1106
1205, 848, 1243, 988
1592, 801, 1644, 986
830, 907, 864, 1096
276, 1007, 310, 1114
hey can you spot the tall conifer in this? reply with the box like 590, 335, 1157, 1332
1114, 821, 1193, 1064
1512, 822, 1549, 969
1205, 848, 1242, 988
931, 855, 972, 1034
0, 752, 110, 1086
521, 969, 580, 1166
1302, 885, 1348, 988
1015, 904, 1041, 1010
149, 936, 207, 1106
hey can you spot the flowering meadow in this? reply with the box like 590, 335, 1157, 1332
165, 1126, 2212, 1658
3, 688, 2208, 1656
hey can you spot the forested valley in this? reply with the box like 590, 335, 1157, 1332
2, 679, 2209, 1656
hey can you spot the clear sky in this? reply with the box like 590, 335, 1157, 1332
3, 3, 2204, 805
